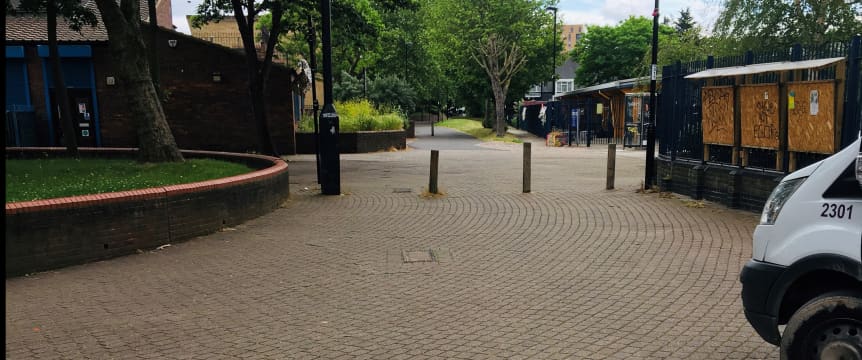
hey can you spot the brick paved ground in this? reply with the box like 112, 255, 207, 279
6, 124, 778, 359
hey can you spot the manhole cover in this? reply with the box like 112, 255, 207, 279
402, 250, 435, 263
393, 188, 412, 193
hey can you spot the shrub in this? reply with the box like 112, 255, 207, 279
297, 115, 316, 133
295, 99, 406, 133
374, 114, 406, 131
337, 99, 376, 119
333, 71, 363, 102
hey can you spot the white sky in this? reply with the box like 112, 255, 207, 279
171, 0, 724, 35
556, 0, 722, 33
171, 0, 202, 34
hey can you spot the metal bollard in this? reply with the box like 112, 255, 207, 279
523, 142, 531, 193
607, 143, 616, 190
430, 150, 439, 194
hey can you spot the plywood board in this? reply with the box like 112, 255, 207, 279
701, 86, 734, 145
740, 84, 779, 149
787, 81, 836, 154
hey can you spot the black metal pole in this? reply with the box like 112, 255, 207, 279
551, 8, 557, 100
319, 0, 340, 195
307, 14, 321, 184
645, 0, 659, 189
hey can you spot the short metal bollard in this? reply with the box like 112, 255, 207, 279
430, 150, 439, 194
607, 143, 616, 190
523, 142, 531, 193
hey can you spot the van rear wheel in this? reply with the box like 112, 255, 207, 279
780, 292, 862, 360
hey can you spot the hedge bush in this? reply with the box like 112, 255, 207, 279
297, 100, 407, 133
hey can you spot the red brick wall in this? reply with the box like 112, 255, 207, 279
13, 35, 297, 153
93, 28, 298, 154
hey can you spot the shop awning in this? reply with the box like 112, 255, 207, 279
684, 57, 845, 79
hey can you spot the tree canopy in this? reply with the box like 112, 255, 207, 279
421, 0, 559, 114
674, 7, 694, 34
714, 0, 862, 52
571, 16, 673, 86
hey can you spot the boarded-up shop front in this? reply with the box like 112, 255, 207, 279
689, 57, 847, 172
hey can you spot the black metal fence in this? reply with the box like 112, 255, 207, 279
659, 36, 861, 172
518, 100, 614, 146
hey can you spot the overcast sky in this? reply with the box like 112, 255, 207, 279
556, 0, 722, 32
171, 0, 723, 35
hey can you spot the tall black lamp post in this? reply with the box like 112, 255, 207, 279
306, 14, 321, 184
645, 0, 659, 189
546, 6, 558, 101
319, 0, 340, 195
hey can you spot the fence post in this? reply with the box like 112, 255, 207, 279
523, 142, 531, 193
607, 143, 616, 190
671, 61, 682, 161
586, 98, 592, 147
429, 150, 439, 194
843, 36, 861, 148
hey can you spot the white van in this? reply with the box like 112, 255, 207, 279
740, 135, 862, 359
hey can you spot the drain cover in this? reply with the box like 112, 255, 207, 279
402, 250, 435, 263
393, 188, 413, 193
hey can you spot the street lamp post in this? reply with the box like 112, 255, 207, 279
645, 0, 659, 189
319, 0, 341, 195
546, 6, 558, 101
305, 14, 321, 184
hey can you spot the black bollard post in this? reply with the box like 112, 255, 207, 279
523, 142, 531, 193
607, 143, 616, 190
430, 150, 439, 194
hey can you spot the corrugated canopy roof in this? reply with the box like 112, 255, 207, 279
684, 57, 845, 79
560, 77, 648, 98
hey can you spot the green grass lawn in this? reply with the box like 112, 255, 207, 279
435, 118, 523, 143
5, 158, 253, 203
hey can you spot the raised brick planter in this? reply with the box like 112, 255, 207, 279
294, 130, 407, 154
5, 147, 290, 277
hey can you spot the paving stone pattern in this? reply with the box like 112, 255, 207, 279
5, 126, 778, 359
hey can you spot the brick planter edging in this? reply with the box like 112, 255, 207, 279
657, 157, 783, 212
5, 147, 290, 277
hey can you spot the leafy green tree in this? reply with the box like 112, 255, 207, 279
674, 7, 695, 34
333, 71, 364, 102
571, 16, 673, 86
472, 34, 527, 136
714, 0, 862, 52
368, 75, 416, 113
422, 0, 558, 118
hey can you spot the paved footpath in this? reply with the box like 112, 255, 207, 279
6, 124, 778, 359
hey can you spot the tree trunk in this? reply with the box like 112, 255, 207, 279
48, 0, 78, 156
490, 75, 507, 137
94, 0, 183, 162
249, 75, 278, 156
240, 38, 277, 157
146, 0, 161, 98
231, 0, 280, 157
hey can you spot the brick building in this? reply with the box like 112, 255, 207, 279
5, 1, 298, 154
525, 23, 586, 101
